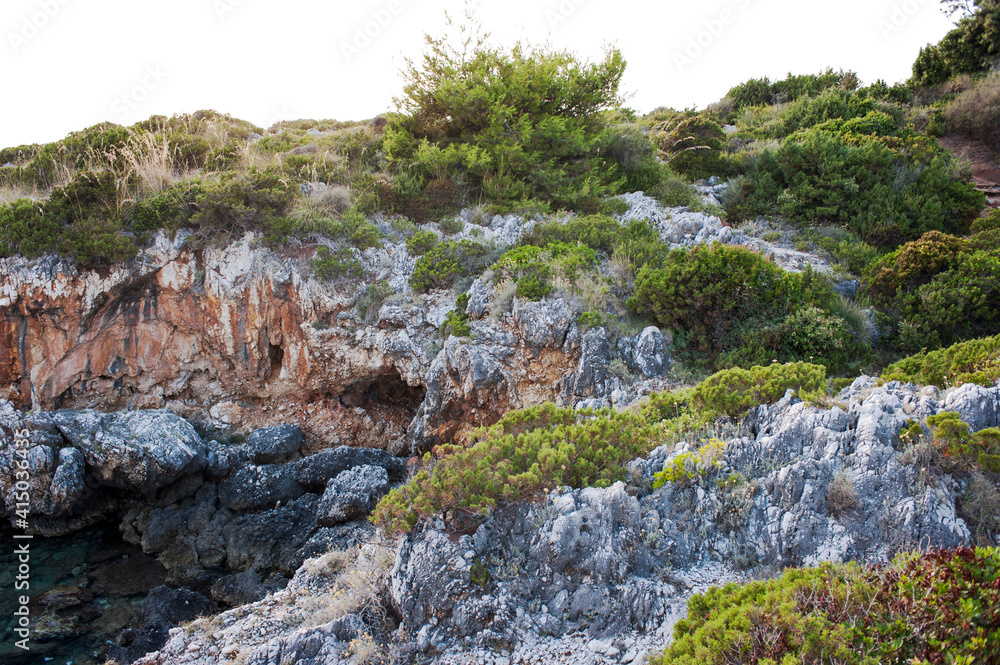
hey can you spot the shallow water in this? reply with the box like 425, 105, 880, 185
0, 523, 167, 665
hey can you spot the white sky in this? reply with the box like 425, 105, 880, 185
0, 0, 958, 149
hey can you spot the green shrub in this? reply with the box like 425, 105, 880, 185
370, 403, 661, 535
927, 410, 1000, 472
653, 547, 1000, 665
406, 229, 439, 255
911, 2, 1000, 87
491, 242, 598, 300
744, 126, 982, 245
128, 180, 203, 237
725, 69, 859, 117
383, 26, 629, 210
0, 171, 137, 266
312, 246, 362, 281
691, 362, 827, 418
653, 438, 725, 489
190, 170, 295, 239
882, 333, 1000, 387
866, 232, 1000, 351
944, 71, 1000, 149
439, 216, 464, 235
628, 245, 867, 372
440, 310, 471, 338
409, 239, 491, 291
650, 113, 731, 180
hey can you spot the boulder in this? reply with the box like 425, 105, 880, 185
51, 409, 206, 494
316, 465, 389, 525
244, 425, 303, 464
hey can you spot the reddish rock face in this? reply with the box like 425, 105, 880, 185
0, 235, 432, 450
0, 233, 595, 453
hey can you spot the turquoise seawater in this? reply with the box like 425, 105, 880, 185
1, 523, 166, 665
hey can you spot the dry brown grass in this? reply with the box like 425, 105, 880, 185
944, 71, 1000, 149
827, 471, 858, 519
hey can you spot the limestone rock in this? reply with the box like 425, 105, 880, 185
51, 409, 206, 494
245, 424, 303, 464
316, 465, 390, 525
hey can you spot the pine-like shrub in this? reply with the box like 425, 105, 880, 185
370, 403, 660, 535
690, 362, 827, 418
881, 333, 1000, 387
409, 239, 491, 292
652, 547, 1000, 665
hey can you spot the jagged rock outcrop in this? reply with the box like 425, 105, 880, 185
0, 403, 400, 586
387, 382, 985, 649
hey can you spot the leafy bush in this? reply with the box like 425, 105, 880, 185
911, 2, 1000, 87
652, 547, 1000, 665
409, 239, 491, 291
439, 310, 471, 338
881, 333, 1000, 387
690, 362, 827, 418
865, 232, 1000, 351
383, 22, 630, 210
724, 69, 859, 117
406, 229, 439, 255
190, 170, 295, 240
312, 246, 362, 281
927, 410, 1000, 472
650, 113, 732, 180
628, 245, 867, 372
653, 438, 725, 489
0, 171, 137, 266
744, 125, 982, 245
128, 180, 203, 237
370, 403, 661, 535
490, 242, 598, 300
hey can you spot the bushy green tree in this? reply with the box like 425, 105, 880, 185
912, 0, 1000, 86
383, 17, 633, 210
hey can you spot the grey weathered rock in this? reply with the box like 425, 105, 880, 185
210, 567, 269, 607
293, 445, 407, 488
107, 585, 211, 665
940, 383, 1000, 432
51, 409, 206, 493
223, 494, 320, 574
513, 299, 574, 350
390, 382, 985, 648
316, 465, 390, 525
619, 327, 669, 380
245, 425, 303, 464
218, 464, 304, 511
832, 279, 860, 300
563, 328, 611, 400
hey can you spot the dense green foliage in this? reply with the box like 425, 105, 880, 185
382, 24, 660, 212
864, 228, 1000, 351
370, 403, 660, 535
490, 242, 598, 300
882, 334, 1000, 387
409, 239, 492, 291
723, 69, 860, 117
911, 1, 1000, 86
734, 110, 983, 244
691, 362, 827, 418
652, 547, 1000, 665
629, 244, 868, 373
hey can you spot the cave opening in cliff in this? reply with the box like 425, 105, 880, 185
317, 372, 426, 452
339, 373, 425, 414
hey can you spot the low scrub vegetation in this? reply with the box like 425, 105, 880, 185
651, 547, 1000, 665
372, 361, 830, 535
881, 333, 1000, 387
629, 244, 869, 374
